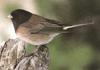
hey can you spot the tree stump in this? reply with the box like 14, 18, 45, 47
0, 39, 49, 70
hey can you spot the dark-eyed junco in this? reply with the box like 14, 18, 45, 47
8, 9, 93, 45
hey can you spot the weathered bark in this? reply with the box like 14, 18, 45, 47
0, 39, 49, 70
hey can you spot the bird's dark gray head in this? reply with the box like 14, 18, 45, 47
10, 9, 32, 30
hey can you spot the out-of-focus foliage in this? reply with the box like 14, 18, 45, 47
4, 4, 20, 15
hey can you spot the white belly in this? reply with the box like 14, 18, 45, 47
17, 32, 59, 45
16, 26, 60, 45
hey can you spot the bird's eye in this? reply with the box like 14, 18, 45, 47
8, 15, 13, 19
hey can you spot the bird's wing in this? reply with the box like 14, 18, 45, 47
43, 18, 67, 27
34, 18, 67, 33
30, 16, 94, 34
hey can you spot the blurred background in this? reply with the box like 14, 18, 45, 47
0, 0, 100, 70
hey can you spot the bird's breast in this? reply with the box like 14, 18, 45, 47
16, 26, 59, 45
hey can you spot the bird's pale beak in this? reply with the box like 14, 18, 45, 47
7, 15, 13, 19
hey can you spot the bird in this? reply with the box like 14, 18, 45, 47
8, 9, 93, 46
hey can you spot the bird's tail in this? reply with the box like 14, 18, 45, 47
63, 22, 94, 30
